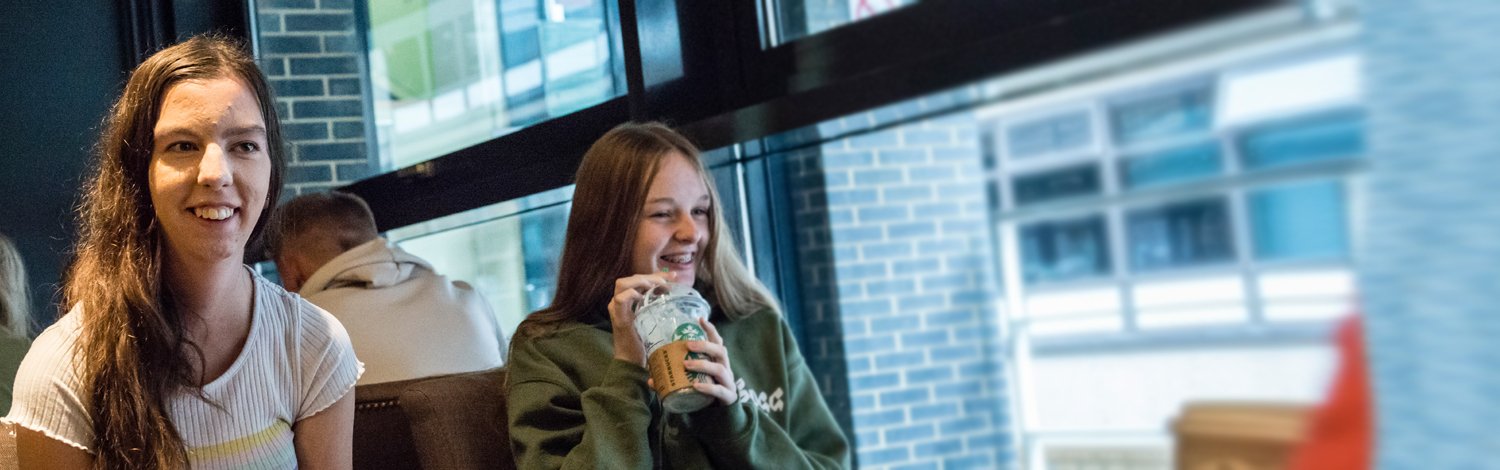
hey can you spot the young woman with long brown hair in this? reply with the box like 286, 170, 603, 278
506, 122, 850, 468
5, 35, 361, 469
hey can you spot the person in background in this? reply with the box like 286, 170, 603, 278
266, 191, 505, 385
506, 122, 850, 469
5, 35, 361, 469
0, 232, 33, 415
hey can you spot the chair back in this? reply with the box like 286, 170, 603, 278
353, 376, 424, 469
400, 367, 512, 470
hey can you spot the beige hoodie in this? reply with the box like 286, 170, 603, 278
300, 238, 504, 385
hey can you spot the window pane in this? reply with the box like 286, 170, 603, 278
1006, 111, 1093, 159
1240, 110, 1364, 170
390, 187, 573, 337
1250, 180, 1348, 260
1110, 86, 1213, 145
767, 99, 1010, 467
1020, 216, 1111, 284
518, 206, 570, 309
709, 162, 748, 255
1120, 141, 1222, 189
1126, 198, 1234, 271
1012, 164, 1101, 206
773, 0, 918, 44
367, 0, 622, 169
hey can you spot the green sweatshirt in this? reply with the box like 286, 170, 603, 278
506, 307, 851, 469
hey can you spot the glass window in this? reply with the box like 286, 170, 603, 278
1020, 215, 1111, 284
389, 186, 573, 337
772, 0, 918, 44
1250, 180, 1348, 260
1110, 86, 1214, 145
1240, 110, 1364, 170
1006, 111, 1093, 159
366, 0, 622, 169
762, 97, 1012, 467
1012, 164, 1101, 206
1126, 198, 1234, 271
1120, 141, 1223, 189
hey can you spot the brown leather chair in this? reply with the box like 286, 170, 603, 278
352, 367, 511, 470
400, 367, 511, 470
353, 376, 424, 470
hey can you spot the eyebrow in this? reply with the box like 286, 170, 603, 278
153, 124, 267, 142
153, 126, 199, 140
646, 195, 712, 205
224, 124, 268, 137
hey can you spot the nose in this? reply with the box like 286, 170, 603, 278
673, 214, 703, 243
197, 143, 233, 188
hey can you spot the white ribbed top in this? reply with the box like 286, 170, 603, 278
3, 270, 363, 469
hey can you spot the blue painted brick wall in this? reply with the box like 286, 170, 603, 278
791, 92, 1013, 469
1362, 2, 1500, 468
255, 0, 374, 196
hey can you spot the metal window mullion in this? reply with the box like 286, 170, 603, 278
996, 218, 1039, 469
603, 0, 631, 96
993, 118, 1017, 212
734, 145, 756, 276
759, 0, 781, 49
1219, 123, 1266, 326
1106, 204, 1137, 333
346, 0, 390, 173
1227, 186, 1265, 325
1090, 98, 1138, 335
613, 0, 646, 117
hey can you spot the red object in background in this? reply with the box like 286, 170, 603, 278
1288, 315, 1372, 470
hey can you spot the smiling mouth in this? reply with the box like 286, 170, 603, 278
192, 207, 236, 221
660, 253, 694, 266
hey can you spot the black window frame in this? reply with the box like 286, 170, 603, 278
339, 0, 1284, 231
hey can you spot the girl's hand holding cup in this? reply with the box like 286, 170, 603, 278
609, 271, 675, 366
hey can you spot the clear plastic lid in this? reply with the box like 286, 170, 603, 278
634, 284, 711, 353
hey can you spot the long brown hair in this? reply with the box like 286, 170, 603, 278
65, 35, 284, 469
515, 122, 778, 340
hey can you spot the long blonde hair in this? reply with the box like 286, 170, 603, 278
516, 122, 779, 339
66, 35, 285, 469
0, 232, 30, 338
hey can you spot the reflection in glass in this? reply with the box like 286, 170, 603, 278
1110, 86, 1214, 145
1127, 198, 1233, 271
1006, 111, 1092, 159
390, 186, 573, 339
1120, 141, 1222, 189
1020, 216, 1111, 284
366, 0, 621, 169
1012, 164, 1101, 206
1240, 110, 1364, 170
773, 0, 918, 44
1250, 180, 1348, 260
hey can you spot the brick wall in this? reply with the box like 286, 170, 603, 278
1362, 1, 1500, 467
789, 88, 1014, 469
254, 0, 375, 196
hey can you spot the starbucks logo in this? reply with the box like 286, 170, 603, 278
672, 323, 706, 341
674, 323, 709, 382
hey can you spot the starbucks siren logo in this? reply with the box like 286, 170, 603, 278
674, 323, 709, 381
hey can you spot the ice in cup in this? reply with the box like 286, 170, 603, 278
634, 283, 715, 413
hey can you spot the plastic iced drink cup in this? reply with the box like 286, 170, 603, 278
634, 283, 715, 413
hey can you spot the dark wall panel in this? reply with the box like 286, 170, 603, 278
0, 1, 129, 329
